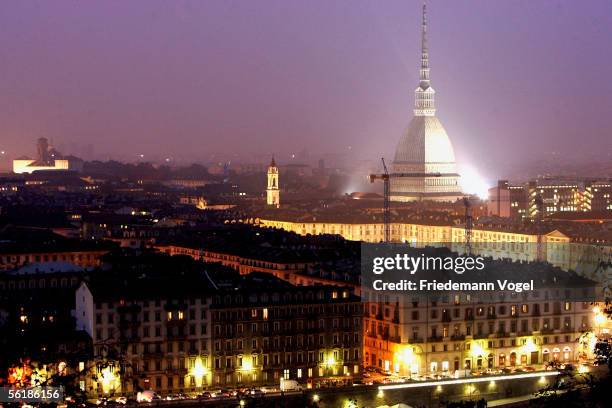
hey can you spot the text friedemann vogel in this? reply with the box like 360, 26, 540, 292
372, 279, 534, 293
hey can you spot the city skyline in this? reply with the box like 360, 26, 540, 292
0, 0, 611, 179
0, 2, 611, 406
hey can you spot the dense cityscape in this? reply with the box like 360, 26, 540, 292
1, 1, 611, 408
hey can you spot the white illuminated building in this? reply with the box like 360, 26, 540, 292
266, 156, 280, 207
13, 138, 83, 174
391, 5, 463, 202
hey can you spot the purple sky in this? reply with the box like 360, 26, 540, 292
0, 0, 611, 176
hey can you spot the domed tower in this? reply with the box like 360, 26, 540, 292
266, 156, 280, 207
390, 4, 463, 202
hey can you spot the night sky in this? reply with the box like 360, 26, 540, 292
0, 0, 611, 177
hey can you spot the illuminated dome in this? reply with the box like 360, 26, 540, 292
393, 116, 456, 166
390, 4, 462, 202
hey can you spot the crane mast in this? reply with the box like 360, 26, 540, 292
369, 159, 449, 243
369, 158, 390, 243
463, 197, 473, 255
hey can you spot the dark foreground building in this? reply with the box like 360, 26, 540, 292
74, 254, 362, 397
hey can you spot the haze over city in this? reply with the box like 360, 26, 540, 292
1, 2, 612, 407
1, 0, 611, 179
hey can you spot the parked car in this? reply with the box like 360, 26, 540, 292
280, 378, 302, 392
198, 392, 213, 399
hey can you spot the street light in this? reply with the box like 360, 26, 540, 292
593, 306, 606, 335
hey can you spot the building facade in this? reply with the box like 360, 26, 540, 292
257, 217, 611, 282
74, 274, 362, 397
75, 281, 214, 397
210, 285, 362, 388
13, 138, 83, 174
488, 178, 612, 219
363, 286, 597, 377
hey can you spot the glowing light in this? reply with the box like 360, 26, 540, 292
470, 342, 486, 357
488, 380, 495, 388
241, 357, 253, 371
459, 165, 490, 199
394, 345, 419, 374
538, 376, 547, 385
98, 366, 119, 394
594, 308, 606, 325
578, 365, 589, 374
327, 356, 335, 366
377, 389, 384, 398
189, 357, 207, 387
239, 400, 245, 407
313, 394, 320, 402
379, 371, 560, 391
521, 338, 538, 353
436, 385, 442, 392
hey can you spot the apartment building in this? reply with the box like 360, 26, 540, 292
74, 258, 363, 397
209, 277, 362, 388
75, 272, 214, 397
488, 178, 612, 219
257, 216, 611, 282
362, 266, 598, 376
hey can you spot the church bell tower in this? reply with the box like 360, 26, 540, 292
266, 156, 280, 208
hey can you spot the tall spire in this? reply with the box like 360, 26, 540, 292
420, 3, 429, 86
414, 2, 436, 117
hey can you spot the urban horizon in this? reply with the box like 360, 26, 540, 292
0, 1, 611, 408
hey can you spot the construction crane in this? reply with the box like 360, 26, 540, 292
463, 197, 473, 255
369, 158, 390, 243
534, 194, 544, 261
370, 159, 449, 243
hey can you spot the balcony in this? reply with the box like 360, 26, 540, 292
388, 335, 401, 343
